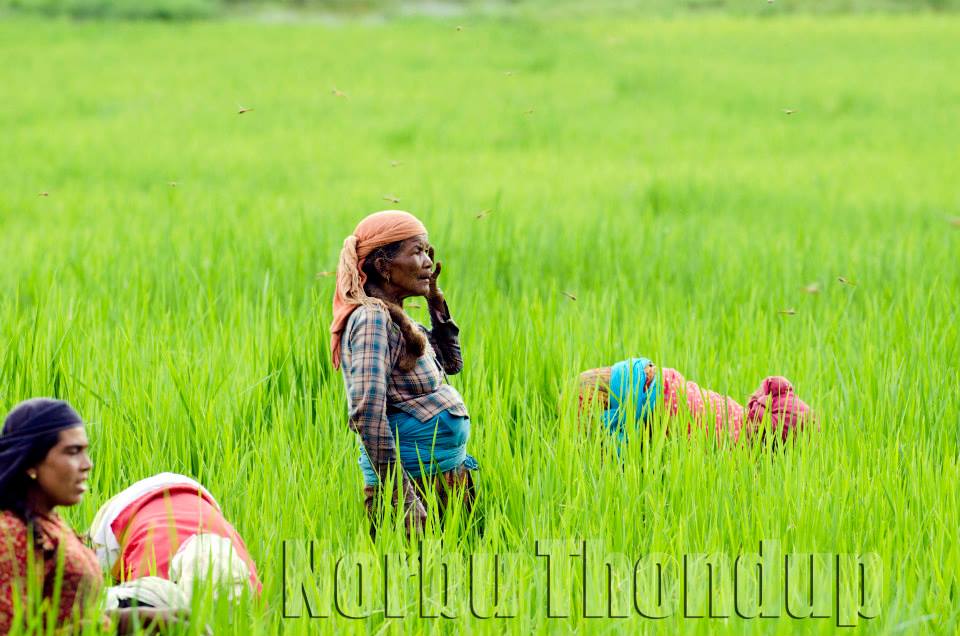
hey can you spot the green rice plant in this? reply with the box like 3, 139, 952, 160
0, 11, 957, 635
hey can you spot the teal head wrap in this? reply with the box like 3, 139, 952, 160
602, 357, 658, 444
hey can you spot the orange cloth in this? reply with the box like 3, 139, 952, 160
330, 210, 428, 369
110, 485, 261, 593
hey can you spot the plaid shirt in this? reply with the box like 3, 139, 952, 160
340, 299, 468, 477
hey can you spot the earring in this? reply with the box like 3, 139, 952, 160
28, 471, 37, 480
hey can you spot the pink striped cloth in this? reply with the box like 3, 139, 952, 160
661, 368, 747, 443
660, 369, 812, 444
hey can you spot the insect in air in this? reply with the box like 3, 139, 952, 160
778, 308, 797, 316
837, 276, 857, 286
475, 209, 493, 219
801, 282, 820, 294
390, 160, 402, 168
561, 291, 577, 301
38, 192, 49, 197
238, 106, 253, 114
331, 87, 348, 98
782, 108, 797, 115
383, 195, 400, 204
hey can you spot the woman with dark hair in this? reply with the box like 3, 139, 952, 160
330, 210, 478, 538
0, 398, 188, 634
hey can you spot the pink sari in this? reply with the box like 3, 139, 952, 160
659, 370, 813, 444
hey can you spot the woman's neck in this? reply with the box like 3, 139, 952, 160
25, 489, 54, 518
365, 281, 404, 307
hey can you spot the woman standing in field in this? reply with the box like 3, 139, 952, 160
331, 210, 478, 538
0, 398, 189, 634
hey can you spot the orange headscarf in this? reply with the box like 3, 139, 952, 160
330, 210, 428, 369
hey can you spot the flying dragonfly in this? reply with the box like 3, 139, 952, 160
837, 276, 857, 286
38, 192, 49, 197
561, 291, 578, 301
802, 282, 821, 294
168, 182, 178, 188
331, 87, 348, 99
390, 160, 402, 168
778, 308, 797, 316
475, 209, 493, 219
383, 194, 401, 204
782, 108, 797, 115
238, 106, 254, 114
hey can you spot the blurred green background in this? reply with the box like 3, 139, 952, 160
1, 0, 958, 21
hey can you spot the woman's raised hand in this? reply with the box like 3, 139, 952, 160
426, 246, 444, 307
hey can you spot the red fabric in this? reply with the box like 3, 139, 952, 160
746, 376, 814, 443
110, 485, 261, 593
661, 368, 747, 443
1, 510, 103, 633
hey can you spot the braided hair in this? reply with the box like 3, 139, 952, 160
362, 240, 428, 371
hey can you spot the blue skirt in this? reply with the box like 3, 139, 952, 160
358, 408, 479, 486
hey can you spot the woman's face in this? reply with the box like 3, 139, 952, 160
31, 426, 92, 509
644, 363, 657, 385
382, 234, 433, 299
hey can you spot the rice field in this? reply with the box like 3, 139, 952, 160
0, 11, 958, 635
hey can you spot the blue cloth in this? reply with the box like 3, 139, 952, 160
358, 408, 478, 486
602, 357, 659, 444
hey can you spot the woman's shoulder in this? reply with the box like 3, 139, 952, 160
348, 301, 390, 320
4, 510, 70, 548
0, 510, 31, 555
346, 302, 394, 333
0, 509, 27, 534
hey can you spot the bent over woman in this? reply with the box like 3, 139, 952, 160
330, 210, 478, 538
578, 358, 813, 447
89, 472, 262, 607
